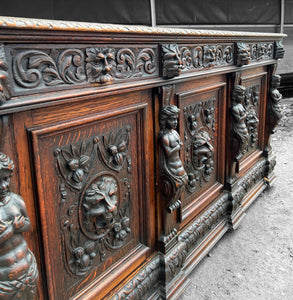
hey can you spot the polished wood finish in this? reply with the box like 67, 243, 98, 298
0, 17, 285, 299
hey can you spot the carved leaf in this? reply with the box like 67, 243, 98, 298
116, 48, 135, 78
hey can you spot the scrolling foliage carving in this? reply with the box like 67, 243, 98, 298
183, 97, 216, 194
0, 152, 38, 299
161, 43, 234, 78
159, 105, 188, 212
12, 46, 156, 90
55, 126, 132, 276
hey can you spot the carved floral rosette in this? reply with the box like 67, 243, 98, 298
55, 127, 132, 276
183, 97, 216, 194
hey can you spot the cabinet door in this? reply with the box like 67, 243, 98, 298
237, 67, 268, 174
176, 75, 227, 223
29, 90, 154, 299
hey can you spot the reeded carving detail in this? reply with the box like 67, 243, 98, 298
161, 44, 183, 79
56, 127, 132, 276
0, 152, 38, 299
236, 42, 250, 66
183, 98, 216, 193
0, 45, 11, 104
275, 41, 285, 59
268, 74, 282, 134
159, 105, 188, 212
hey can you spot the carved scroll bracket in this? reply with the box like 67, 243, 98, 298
0, 152, 39, 299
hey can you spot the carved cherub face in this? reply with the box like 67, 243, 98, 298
166, 114, 178, 130
0, 169, 11, 201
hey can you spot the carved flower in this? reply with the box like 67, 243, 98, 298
61, 142, 90, 185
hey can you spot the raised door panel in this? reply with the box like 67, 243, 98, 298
237, 69, 268, 175
176, 77, 227, 223
29, 92, 153, 299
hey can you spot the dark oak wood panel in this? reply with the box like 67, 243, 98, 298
0, 17, 285, 300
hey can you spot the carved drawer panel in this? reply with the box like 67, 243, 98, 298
29, 101, 151, 299
177, 81, 227, 221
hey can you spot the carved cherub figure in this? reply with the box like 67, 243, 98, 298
231, 85, 249, 159
270, 75, 282, 124
0, 152, 38, 299
159, 105, 188, 189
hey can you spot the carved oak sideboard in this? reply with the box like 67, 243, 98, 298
0, 17, 285, 300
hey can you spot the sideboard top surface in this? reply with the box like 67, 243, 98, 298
0, 16, 286, 39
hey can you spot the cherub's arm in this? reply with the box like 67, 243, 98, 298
160, 134, 180, 157
13, 194, 31, 233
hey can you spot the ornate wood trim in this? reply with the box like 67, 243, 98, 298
0, 16, 286, 38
